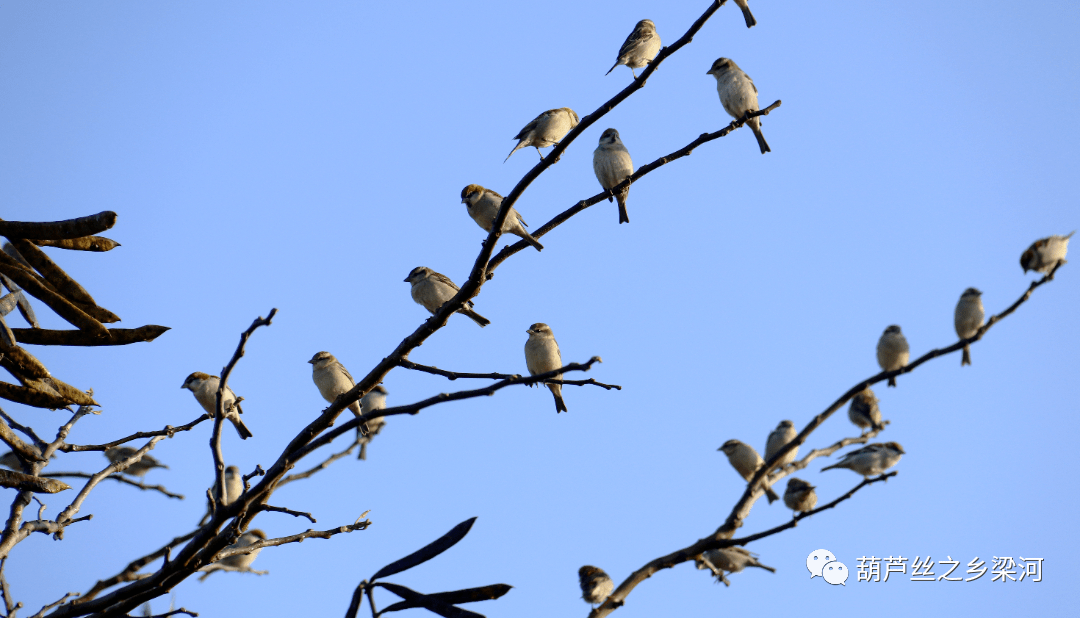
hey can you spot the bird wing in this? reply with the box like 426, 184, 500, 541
618, 24, 651, 58
513, 110, 554, 139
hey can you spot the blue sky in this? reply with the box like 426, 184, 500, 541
2, 0, 1077, 616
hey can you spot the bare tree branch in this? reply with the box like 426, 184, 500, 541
62, 415, 209, 453
259, 505, 316, 524
0, 557, 23, 618
0, 470, 70, 494
27, 592, 80, 618
42, 473, 183, 500
397, 359, 516, 381
207, 519, 371, 564
278, 436, 360, 488
75, 531, 200, 604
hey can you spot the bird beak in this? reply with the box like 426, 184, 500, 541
403, 275, 411, 282
460, 198, 467, 204
179, 383, 186, 389
307, 360, 315, 364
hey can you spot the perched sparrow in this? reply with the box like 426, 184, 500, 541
706, 58, 770, 154
876, 326, 910, 387
219, 465, 243, 505
605, 19, 661, 78
783, 478, 818, 514
104, 447, 168, 477
764, 419, 798, 469
954, 288, 985, 366
821, 442, 905, 478
702, 547, 775, 575
732, 0, 757, 28
718, 439, 779, 503
1020, 231, 1074, 276
505, 108, 580, 162
578, 565, 614, 606
218, 529, 267, 570
0, 450, 52, 470
524, 323, 567, 413
308, 351, 371, 438
593, 129, 635, 224
404, 266, 490, 327
847, 386, 884, 434
358, 385, 389, 461
181, 372, 254, 439
460, 184, 543, 251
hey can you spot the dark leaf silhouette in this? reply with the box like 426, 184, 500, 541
380, 584, 512, 614
370, 517, 476, 581
374, 582, 484, 618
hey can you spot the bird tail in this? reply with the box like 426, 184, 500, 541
617, 194, 630, 224
461, 308, 491, 327
961, 345, 972, 366
524, 233, 544, 252
740, 5, 757, 28
606, 62, 619, 76
820, 462, 840, 472
750, 121, 771, 154
764, 486, 779, 503
232, 417, 254, 440
505, 142, 524, 162
887, 376, 897, 388
753, 562, 777, 573
549, 384, 568, 413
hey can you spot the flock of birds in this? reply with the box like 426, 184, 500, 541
3, 1, 1074, 603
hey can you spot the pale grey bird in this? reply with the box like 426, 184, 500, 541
404, 266, 490, 327
593, 128, 634, 224
718, 439, 779, 503
706, 57, 770, 154
0, 450, 52, 470
308, 351, 371, 438
733, 0, 757, 28
358, 385, 389, 461
1021, 231, 1074, 276
181, 372, 254, 439
605, 19, 661, 78
702, 547, 776, 575
524, 323, 567, 413
783, 478, 817, 514
204, 465, 244, 522
218, 529, 267, 570
876, 325, 910, 387
764, 420, 798, 469
505, 108, 580, 162
954, 288, 985, 366
821, 442, 905, 478
104, 447, 168, 477
848, 386, 884, 434
459, 184, 543, 251
578, 565, 614, 606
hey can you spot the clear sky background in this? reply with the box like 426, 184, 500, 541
2, 0, 1077, 616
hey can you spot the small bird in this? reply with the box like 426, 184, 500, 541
954, 288, 985, 366
358, 385, 389, 461
764, 420, 798, 469
1020, 231, 1074, 276
593, 128, 635, 224
0, 450, 52, 470
718, 439, 779, 503
309, 351, 370, 437
404, 266, 490, 327
847, 386, 884, 434
706, 58, 770, 154
204, 465, 244, 523
702, 547, 776, 575
605, 19, 661, 78
524, 323, 567, 413
460, 184, 543, 251
104, 447, 168, 477
218, 529, 268, 570
181, 372, 254, 439
578, 565, 614, 606
783, 478, 818, 514
732, 0, 757, 28
505, 108, 580, 162
821, 442, 905, 478
876, 325, 910, 387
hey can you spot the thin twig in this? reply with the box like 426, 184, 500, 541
397, 359, 516, 381
27, 592, 79, 618
75, 530, 199, 603
42, 473, 183, 500
208, 519, 371, 563
61, 415, 209, 452
279, 436, 360, 487
260, 505, 316, 524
